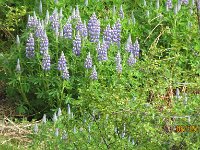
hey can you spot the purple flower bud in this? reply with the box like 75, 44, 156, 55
76, 19, 84, 36
103, 24, 112, 45
62, 67, 70, 80
40, 32, 49, 55
42, 50, 51, 71
73, 32, 81, 56
88, 12, 100, 42
98, 40, 108, 61
26, 33, 35, 58
50, 9, 60, 32
90, 65, 98, 80
133, 38, 140, 57
125, 34, 134, 53
112, 20, 121, 46
58, 51, 67, 71
119, 5, 124, 19
63, 20, 72, 39
166, 0, 173, 9
27, 15, 37, 28
116, 62, 122, 73
39, 0, 42, 14
127, 53, 136, 66
75, 5, 80, 20
35, 20, 45, 38
181, 0, 189, 5
84, 52, 92, 69
67, 104, 71, 116
16, 58, 21, 72
82, 20, 88, 38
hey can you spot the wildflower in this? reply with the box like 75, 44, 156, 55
53, 112, 58, 122
16, 58, 21, 72
131, 11, 136, 25
39, 0, 42, 14
116, 62, 122, 73
40, 31, 49, 55
58, 51, 67, 71
76, 19, 85, 37
84, 52, 93, 69
82, 20, 88, 38
73, 32, 81, 56
27, 14, 37, 28
103, 24, 112, 45
57, 108, 62, 117
63, 20, 72, 39
88, 12, 100, 42
42, 114, 47, 124
49, 9, 60, 32
75, 5, 80, 20
98, 40, 108, 61
55, 128, 59, 137
174, 3, 178, 15
166, 0, 173, 9
127, 53, 136, 66
90, 65, 98, 80
34, 123, 38, 133
133, 38, 140, 57
26, 33, 35, 58
119, 5, 124, 19
125, 34, 134, 53
181, 0, 189, 5
35, 20, 45, 38
16, 35, 20, 46
42, 50, 51, 71
62, 67, 70, 80
96, 41, 101, 52
112, 19, 121, 46
115, 51, 121, 64
59, 8, 63, 20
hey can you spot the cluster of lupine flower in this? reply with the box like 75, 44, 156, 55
18, 3, 141, 81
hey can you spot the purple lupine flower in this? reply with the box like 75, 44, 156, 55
75, 5, 81, 20
90, 65, 97, 80
166, 0, 173, 9
112, 19, 121, 46
116, 62, 122, 73
82, 20, 88, 38
119, 5, 124, 19
103, 24, 112, 45
71, 8, 76, 20
76, 19, 84, 36
73, 32, 81, 56
58, 51, 67, 71
96, 41, 101, 52
63, 19, 72, 39
98, 40, 108, 61
127, 53, 136, 66
84, 52, 92, 69
181, 0, 189, 5
88, 12, 100, 42
27, 15, 37, 28
40, 31, 48, 54
133, 38, 140, 57
26, 33, 35, 58
39, 0, 42, 14
125, 34, 134, 53
16, 58, 21, 72
35, 20, 45, 38
42, 50, 51, 71
62, 67, 70, 80
49, 9, 60, 31
115, 51, 121, 64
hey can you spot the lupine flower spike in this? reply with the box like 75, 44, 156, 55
125, 34, 134, 53
57, 108, 62, 117
63, 19, 72, 39
40, 31, 49, 55
58, 51, 67, 71
127, 52, 136, 66
119, 5, 124, 19
90, 65, 98, 80
16, 58, 21, 72
42, 114, 47, 124
34, 123, 38, 133
42, 50, 51, 71
67, 104, 71, 116
53, 112, 58, 122
26, 33, 35, 58
55, 128, 59, 137
116, 62, 122, 73
62, 67, 70, 80
73, 32, 81, 56
115, 51, 121, 64
103, 24, 112, 46
84, 52, 93, 69
62, 130, 67, 140
133, 38, 140, 57
88, 12, 100, 42
39, 0, 42, 14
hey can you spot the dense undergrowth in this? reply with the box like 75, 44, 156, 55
0, 0, 200, 149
